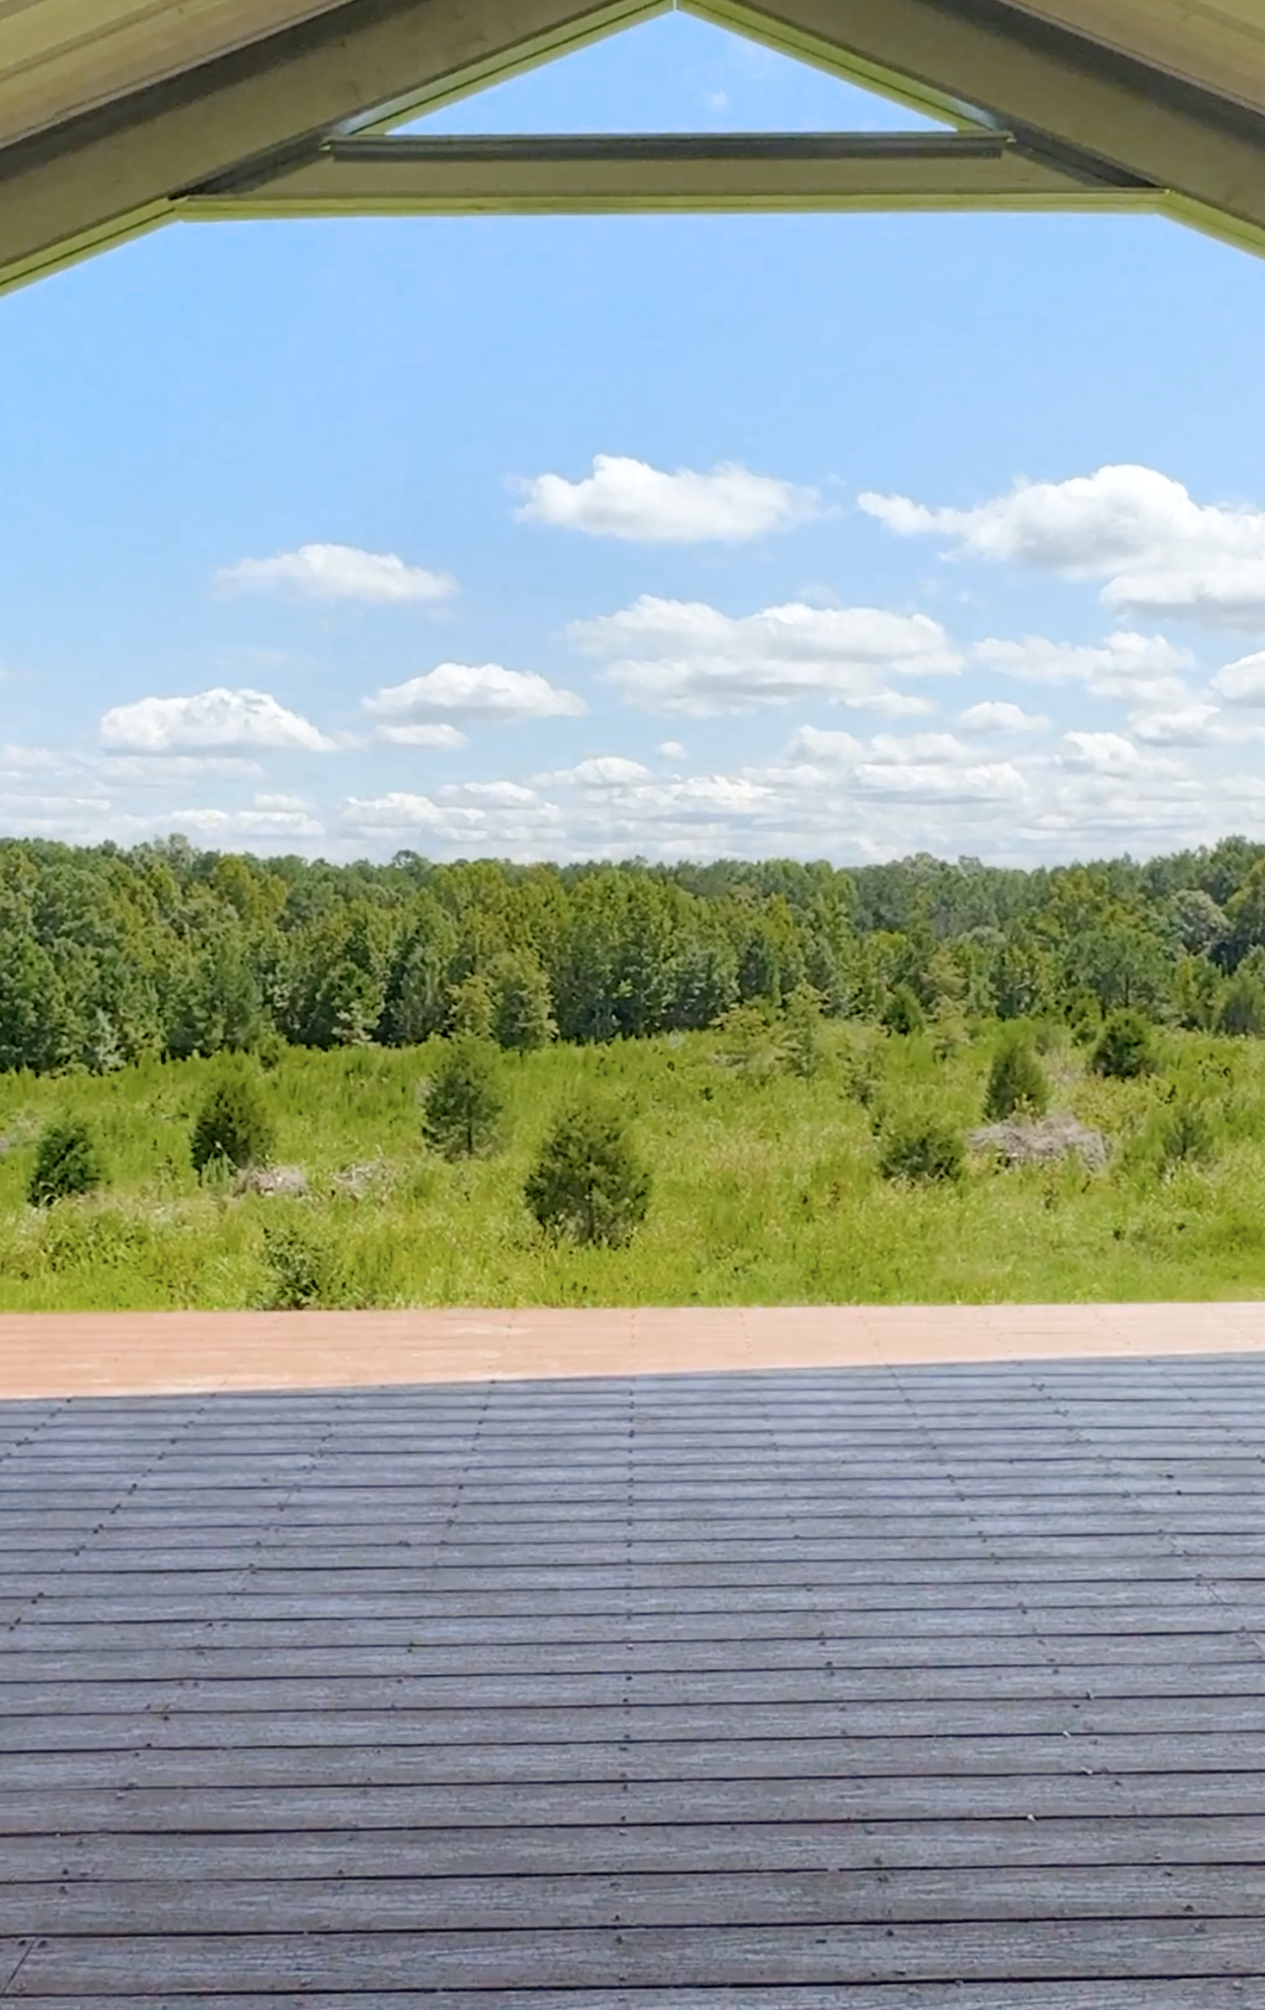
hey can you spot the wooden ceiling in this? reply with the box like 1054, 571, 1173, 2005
2, 0, 1263, 292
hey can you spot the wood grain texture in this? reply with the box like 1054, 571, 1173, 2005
4, 1354, 1265, 1996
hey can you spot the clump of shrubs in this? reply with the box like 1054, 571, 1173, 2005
877, 1117, 964, 1185
984, 1030, 1050, 1122
525, 1098, 651, 1246
190, 1063, 275, 1176
422, 1037, 505, 1159
28, 1118, 105, 1206
1091, 1009, 1155, 1081
1217, 969, 1265, 1038
260, 1218, 347, 1309
1156, 1098, 1217, 1171
882, 984, 925, 1037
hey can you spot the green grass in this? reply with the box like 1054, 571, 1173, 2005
2, 1023, 1264, 1309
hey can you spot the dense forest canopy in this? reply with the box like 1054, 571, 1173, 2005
6, 832, 1265, 1073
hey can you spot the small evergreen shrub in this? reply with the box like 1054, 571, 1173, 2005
714, 1001, 786, 1075
1091, 1009, 1155, 1081
882, 983, 925, 1037
27, 1119, 105, 1206
260, 1219, 348, 1309
446, 972, 496, 1041
422, 1037, 505, 1159
784, 983, 823, 1079
877, 1118, 964, 1185
525, 1099, 652, 1246
984, 1032, 1050, 1121
1157, 1098, 1217, 1171
190, 1064, 276, 1175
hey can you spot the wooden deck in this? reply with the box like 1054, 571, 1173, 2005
3, 1322, 1265, 2001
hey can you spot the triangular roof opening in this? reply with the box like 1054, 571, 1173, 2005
405, 10, 953, 137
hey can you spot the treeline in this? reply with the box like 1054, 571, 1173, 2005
7, 832, 1265, 1074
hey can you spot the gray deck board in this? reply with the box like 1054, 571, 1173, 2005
8, 1919, 1264, 1990
5, 1356, 1265, 1999
1, 1989, 1257, 2010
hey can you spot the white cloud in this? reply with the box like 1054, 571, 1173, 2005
99, 688, 334, 754
341, 785, 563, 855
658, 741, 686, 760
1212, 648, 1265, 705
573, 595, 961, 716
1060, 730, 1183, 778
868, 732, 970, 764
445, 780, 543, 807
1129, 703, 1222, 746
168, 805, 324, 839
959, 700, 1049, 734
375, 722, 468, 749
861, 464, 1265, 627
786, 726, 864, 763
975, 630, 1192, 704
514, 455, 819, 543
219, 543, 455, 604
341, 792, 482, 835
364, 662, 585, 724
550, 756, 653, 787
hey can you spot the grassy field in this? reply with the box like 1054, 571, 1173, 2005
1, 1022, 1263, 1310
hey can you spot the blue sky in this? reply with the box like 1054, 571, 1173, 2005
3, 11, 1265, 865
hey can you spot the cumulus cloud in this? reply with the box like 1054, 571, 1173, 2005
1211, 648, 1265, 705
786, 726, 865, 763
99, 688, 334, 754
974, 631, 1192, 704
168, 804, 325, 839
514, 455, 820, 543
959, 701, 1049, 734
341, 785, 563, 853
658, 741, 686, 760
1128, 703, 1223, 746
374, 722, 468, 749
860, 464, 1265, 626
341, 792, 482, 835
573, 595, 961, 716
1060, 730, 1183, 778
445, 780, 544, 808
364, 663, 585, 724
220, 543, 455, 604
547, 756, 654, 787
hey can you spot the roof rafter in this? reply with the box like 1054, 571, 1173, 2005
185, 129, 1162, 217
2, 0, 1265, 296
0, 0, 661, 294
689, 0, 1265, 255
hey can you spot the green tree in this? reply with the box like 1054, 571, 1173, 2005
784, 983, 823, 1079
28, 1118, 105, 1206
1173, 954, 1224, 1031
380, 900, 455, 1046
1091, 1008, 1156, 1080
446, 971, 496, 1041
882, 983, 925, 1037
984, 1031, 1050, 1121
190, 1063, 276, 1174
1166, 888, 1227, 959
489, 951, 556, 1052
1217, 968, 1265, 1037
0, 933, 77, 1073
525, 1099, 652, 1246
422, 1037, 505, 1159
